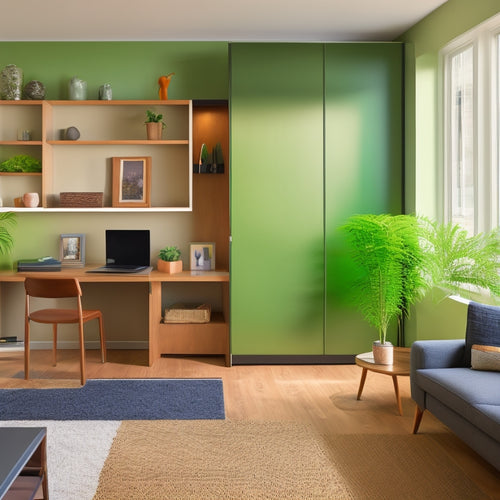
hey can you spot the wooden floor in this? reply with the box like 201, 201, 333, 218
1, 349, 499, 497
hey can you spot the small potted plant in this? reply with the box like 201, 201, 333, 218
145, 110, 165, 140
158, 245, 182, 274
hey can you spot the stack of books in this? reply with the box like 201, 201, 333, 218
17, 256, 62, 272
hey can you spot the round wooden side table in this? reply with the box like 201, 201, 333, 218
355, 347, 411, 415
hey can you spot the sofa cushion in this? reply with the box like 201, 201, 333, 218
416, 368, 500, 441
471, 344, 500, 372
465, 301, 500, 366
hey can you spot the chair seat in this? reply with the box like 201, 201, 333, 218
29, 308, 102, 324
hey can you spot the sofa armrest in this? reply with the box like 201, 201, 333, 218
411, 339, 466, 371
410, 340, 465, 408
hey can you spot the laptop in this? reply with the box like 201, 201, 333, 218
87, 229, 152, 274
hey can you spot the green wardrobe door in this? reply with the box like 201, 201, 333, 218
324, 43, 404, 354
230, 43, 324, 355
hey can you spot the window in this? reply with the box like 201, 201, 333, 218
442, 14, 500, 235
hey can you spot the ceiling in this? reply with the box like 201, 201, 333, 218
6, 0, 448, 42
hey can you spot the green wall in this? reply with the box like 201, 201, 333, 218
398, 0, 500, 344
0, 42, 228, 101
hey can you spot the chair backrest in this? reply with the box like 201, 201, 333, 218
24, 277, 82, 299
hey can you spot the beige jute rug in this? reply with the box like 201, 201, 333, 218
93, 420, 354, 500
93, 421, 490, 500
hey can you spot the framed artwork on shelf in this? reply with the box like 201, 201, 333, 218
59, 233, 85, 267
112, 156, 151, 208
190, 242, 216, 271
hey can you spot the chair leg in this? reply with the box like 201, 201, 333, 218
412, 405, 425, 434
24, 321, 30, 380
98, 314, 106, 363
78, 321, 86, 385
52, 324, 58, 366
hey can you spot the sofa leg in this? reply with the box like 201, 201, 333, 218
412, 406, 425, 434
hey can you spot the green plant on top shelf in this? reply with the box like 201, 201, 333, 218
0, 154, 41, 173
159, 245, 181, 262
145, 110, 166, 128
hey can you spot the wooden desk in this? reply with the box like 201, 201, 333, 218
0, 267, 230, 367
0, 427, 48, 500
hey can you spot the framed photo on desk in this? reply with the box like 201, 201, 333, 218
59, 233, 85, 267
190, 242, 215, 271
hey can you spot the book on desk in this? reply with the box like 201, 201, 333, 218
17, 256, 62, 272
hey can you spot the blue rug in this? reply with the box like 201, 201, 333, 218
0, 379, 225, 420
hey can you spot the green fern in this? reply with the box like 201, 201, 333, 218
341, 214, 429, 344
418, 217, 500, 298
0, 212, 17, 254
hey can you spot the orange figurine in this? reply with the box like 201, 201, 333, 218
158, 72, 175, 100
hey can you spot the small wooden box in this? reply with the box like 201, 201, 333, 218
164, 303, 211, 324
60, 192, 104, 208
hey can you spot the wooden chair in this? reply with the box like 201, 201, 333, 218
24, 277, 106, 385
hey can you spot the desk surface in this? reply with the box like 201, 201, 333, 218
0, 267, 229, 283
0, 427, 46, 497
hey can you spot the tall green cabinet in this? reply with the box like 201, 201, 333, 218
230, 44, 325, 357
324, 43, 404, 355
230, 42, 404, 361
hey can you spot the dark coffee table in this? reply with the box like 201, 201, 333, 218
0, 427, 48, 499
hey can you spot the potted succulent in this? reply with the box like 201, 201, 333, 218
145, 110, 165, 140
341, 214, 429, 364
157, 245, 182, 274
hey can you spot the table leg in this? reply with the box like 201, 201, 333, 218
392, 375, 403, 415
357, 367, 368, 400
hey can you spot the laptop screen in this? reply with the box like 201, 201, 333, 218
105, 230, 150, 267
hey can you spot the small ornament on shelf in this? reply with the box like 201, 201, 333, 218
0, 64, 23, 100
158, 72, 175, 100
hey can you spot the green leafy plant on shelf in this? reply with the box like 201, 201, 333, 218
158, 245, 182, 274
0, 212, 17, 255
145, 110, 166, 128
159, 245, 181, 262
0, 155, 42, 173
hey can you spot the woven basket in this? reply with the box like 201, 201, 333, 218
164, 303, 211, 324
60, 192, 104, 208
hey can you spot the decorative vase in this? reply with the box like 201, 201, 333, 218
157, 259, 182, 274
99, 83, 112, 100
372, 340, 394, 365
68, 77, 87, 100
146, 122, 163, 140
0, 64, 23, 100
22, 192, 39, 208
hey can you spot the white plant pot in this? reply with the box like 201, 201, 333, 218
372, 340, 394, 365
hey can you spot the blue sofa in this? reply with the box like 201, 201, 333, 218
410, 301, 500, 471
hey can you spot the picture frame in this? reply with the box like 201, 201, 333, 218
59, 233, 85, 267
112, 156, 151, 208
190, 242, 216, 271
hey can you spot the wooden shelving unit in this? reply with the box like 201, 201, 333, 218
0, 100, 193, 211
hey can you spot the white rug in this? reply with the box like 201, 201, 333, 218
0, 420, 120, 500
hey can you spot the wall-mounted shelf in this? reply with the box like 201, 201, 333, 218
0, 100, 193, 212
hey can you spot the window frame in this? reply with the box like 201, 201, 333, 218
441, 13, 500, 234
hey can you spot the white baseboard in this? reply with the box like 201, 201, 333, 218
27, 341, 149, 350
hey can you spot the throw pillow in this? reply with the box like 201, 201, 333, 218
471, 344, 500, 372
465, 301, 500, 366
